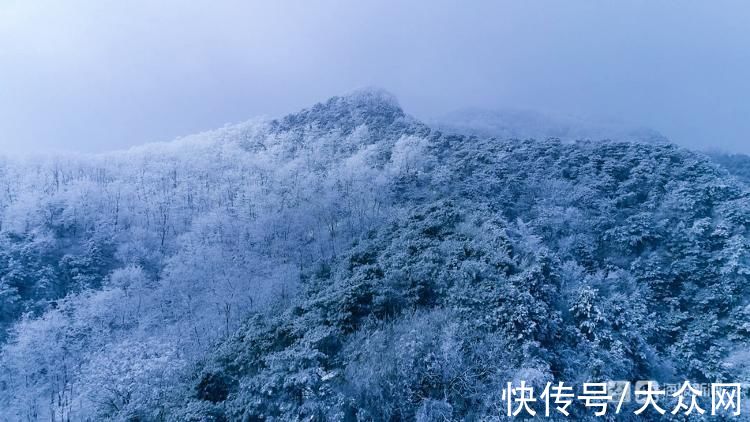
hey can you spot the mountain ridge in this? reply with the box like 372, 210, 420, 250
431, 106, 671, 144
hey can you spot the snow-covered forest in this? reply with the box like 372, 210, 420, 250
1, 89, 749, 421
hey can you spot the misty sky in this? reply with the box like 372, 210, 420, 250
1, 1, 749, 155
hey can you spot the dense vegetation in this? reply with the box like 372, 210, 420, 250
0, 90, 749, 421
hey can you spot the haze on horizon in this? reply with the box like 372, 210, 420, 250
1, 0, 749, 155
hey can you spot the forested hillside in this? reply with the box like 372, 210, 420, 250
1, 90, 749, 421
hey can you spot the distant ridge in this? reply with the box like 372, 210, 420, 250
431, 107, 670, 144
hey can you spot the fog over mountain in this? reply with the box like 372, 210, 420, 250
431, 108, 670, 145
1, 1, 750, 154
2, 2, 750, 420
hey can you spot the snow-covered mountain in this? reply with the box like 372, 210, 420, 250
1, 89, 749, 421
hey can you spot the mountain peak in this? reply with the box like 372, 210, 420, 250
338, 87, 401, 110
271, 87, 406, 136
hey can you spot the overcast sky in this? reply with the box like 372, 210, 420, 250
1, 1, 749, 155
